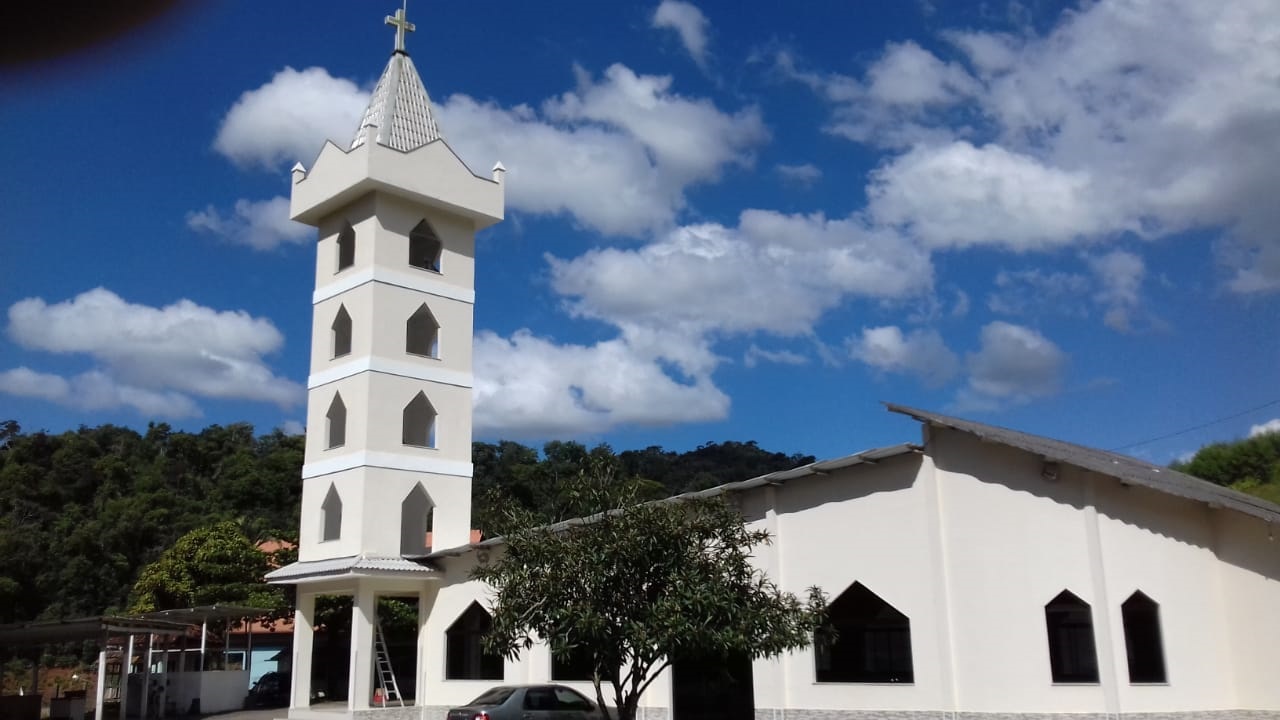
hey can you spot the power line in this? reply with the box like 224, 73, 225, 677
1110, 398, 1280, 452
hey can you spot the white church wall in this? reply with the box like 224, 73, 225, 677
297, 468, 364, 561
366, 283, 474, 373
372, 194, 477, 291
302, 372, 371, 462
755, 454, 951, 713
361, 372, 472, 460
313, 198, 378, 285
311, 288, 376, 370
1091, 471, 1236, 712
1213, 509, 1280, 710
929, 427, 1109, 714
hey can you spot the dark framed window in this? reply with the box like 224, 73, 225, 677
551, 646, 604, 682
320, 484, 342, 542
409, 220, 442, 272
445, 603, 504, 680
1045, 590, 1099, 683
815, 582, 913, 683
337, 223, 355, 271
1121, 591, 1166, 683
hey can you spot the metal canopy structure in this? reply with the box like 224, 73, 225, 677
0, 615, 191, 646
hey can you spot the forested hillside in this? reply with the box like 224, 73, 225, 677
0, 420, 813, 626
1172, 427, 1280, 504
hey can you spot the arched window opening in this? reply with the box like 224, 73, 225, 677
326, 393, 347, 449
1045, 590, 1099, 683
445, 603, 504, 680
406, 304, 440, 358
332, 305, 352, 358
409, 220, 442, 272
1121, 591, 1166, 683
402, 391, 436, 448
400, 484, 433, 556
815, 582, 913, 683
336, 223, 355, 271
321, 484, 342, 542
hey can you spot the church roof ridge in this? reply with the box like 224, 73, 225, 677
885, 402, 1280, 525
350, 8, 443, 153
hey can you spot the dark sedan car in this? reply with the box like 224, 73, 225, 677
446, 684, 609, 720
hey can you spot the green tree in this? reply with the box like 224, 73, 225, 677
472, 460, 826, 720
129, 521, 283, 614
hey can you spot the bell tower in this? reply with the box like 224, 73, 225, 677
267, 7, 503, 713
290, 8, 503, 564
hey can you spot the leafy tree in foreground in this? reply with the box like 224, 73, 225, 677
472, 460, 826, 720
129, 521, 283, 614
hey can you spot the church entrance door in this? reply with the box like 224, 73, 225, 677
670, 650, 753, 720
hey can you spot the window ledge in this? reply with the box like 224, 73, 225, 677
1129, 682, 1170, 686
1050, 682, 1101, 686
409, 265, 443, 275
402, 443, 437, 450
814, 676, 916, 681
326, 443, 345, 450
333, 352, 351, 360
405, 352, 441, 361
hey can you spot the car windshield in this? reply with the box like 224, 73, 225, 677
466, 687, 514, 706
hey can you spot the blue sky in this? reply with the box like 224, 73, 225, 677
2, 0, 1279, 463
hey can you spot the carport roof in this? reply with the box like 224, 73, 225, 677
0, 615, 193, 646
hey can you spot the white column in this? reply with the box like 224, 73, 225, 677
94, 647, 108, 720
417, 586, 439, 707
291, 593, 317, 709
140, 635, 154, 720
119, 635, 134, 719
349, 585, 377, 710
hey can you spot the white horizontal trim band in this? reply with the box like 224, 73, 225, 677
302, 450, 473, 479
308, 357, 473, 389
313, 266, 475, 305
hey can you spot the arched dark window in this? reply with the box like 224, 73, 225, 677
400, 484, 433, 556
1045, 590, 1099, 683
406, 304, 439, 358
1121, 591, 1166, 683
336, 222, 355, 271
402, 392, 436, 447
409, 219, 442, 272
332, 305, 352, 358
815, 582, 913, 683
445, 603, 504, 680
325, 393, 346, 449
321, 484, 342, 542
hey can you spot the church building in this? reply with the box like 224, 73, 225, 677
267, 9, 1280, 720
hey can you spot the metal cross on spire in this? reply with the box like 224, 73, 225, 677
386, 4, 415, 53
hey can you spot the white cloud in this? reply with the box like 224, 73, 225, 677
791, 0, 1280, 291
1250, 418, 1280, 438
213, 67, 369, 170
473, 330, 729, 437
743, 344, 808, 369
848, 326, 959, 386
776, 163, 823, 187
868, 142, 1127, 251
186, 196, 311, 251
1087, 250, 1146, 332
987, 268, 1090, 317
445, 64, 766, 236
960, 321, 1066, 408
212, 63, 766, 238
548, 210, 933, 358
0, 367, 202, 418
279, 419, 306, 436
652, 0, 711, 66
3, 288, 303, 418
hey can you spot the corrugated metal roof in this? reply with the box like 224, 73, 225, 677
350, 51, 443, 153
886, 403, 1280, 525
266, 553, 439, 584
425, 442, 922, 559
